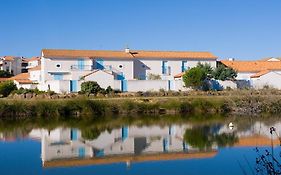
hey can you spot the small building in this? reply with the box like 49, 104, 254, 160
220, 58, 281, 89
0, 56, 27, 75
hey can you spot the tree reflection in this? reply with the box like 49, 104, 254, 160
184, 125, 238, 150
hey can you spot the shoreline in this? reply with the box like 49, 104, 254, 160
0, 94, 281, 118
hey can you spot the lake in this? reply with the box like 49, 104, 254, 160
0, 116, 281, 175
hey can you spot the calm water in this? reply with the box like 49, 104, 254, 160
0, 117, 281, 175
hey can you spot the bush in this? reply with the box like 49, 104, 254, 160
0, 81, 17, 97
80, 81, 102, 95
0, 70, 13, 78
182, 67, 207, 89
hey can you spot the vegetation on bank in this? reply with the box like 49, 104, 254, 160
1, 93, 281, 118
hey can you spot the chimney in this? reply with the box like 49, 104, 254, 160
228, 58, 235, 61
125, 48, 130, 53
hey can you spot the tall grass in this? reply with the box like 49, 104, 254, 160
0, 95, 281, 119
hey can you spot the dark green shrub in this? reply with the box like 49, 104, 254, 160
0, 81, 17, 97
80, 81, 101, 95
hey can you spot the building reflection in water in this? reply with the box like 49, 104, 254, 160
25, 121, 281, 168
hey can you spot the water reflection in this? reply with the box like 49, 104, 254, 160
1, 118, 281, 172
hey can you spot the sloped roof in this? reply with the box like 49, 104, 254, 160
82, 69, 113, 79
9, 73, 32, 84
27, 56, 41, 62
250, 70, 270, 78
174, 72, 185, 78
220, 60, 281, 72
3, 56, 15, 61
42, 49, 217, 60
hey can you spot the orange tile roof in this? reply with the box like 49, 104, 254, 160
43, 151, 217, 168
3, 56, 15, 61
42, 49, 217, 60
82, 69, 113, 78
9, 73, 32, 84
220, 60, 281, 72
174, 72, 185, 78
250, 70, 270, 78
235, 135, 281, 147
27, 56, 41, 62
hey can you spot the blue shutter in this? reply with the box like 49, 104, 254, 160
53, 73, 63, 80
78, 147, 85, 158
121, 80, 128, 92
182, 61, 187, 72
78, 59, 85, 70
70, 80, 78, 92
122, 126, 129, 141
70, 129, 78, 141
162, 61, 168, 74
96, 59, 104, 70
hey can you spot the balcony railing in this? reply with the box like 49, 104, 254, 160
70, 65, 94, 71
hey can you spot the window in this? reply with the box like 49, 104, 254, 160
142, 64, 146, 68
118, 64, 123, 69
56, 64, 61, 68
162, 61, 168, 74
53, 73, 63, 80
182, 61, 187, 72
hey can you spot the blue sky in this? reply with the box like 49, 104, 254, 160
0, 0, 281, 60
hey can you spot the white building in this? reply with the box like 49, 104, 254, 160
39, 48, 217, 93
0, 56, 28, 75
220, 58, 281, 89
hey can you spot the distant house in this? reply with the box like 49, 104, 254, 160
220, 58, 281, 89
39, 48, 217, 93
0, 56, 27, 75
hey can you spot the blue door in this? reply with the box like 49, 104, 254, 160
121, 80, 127, 92
95, 149, 105, 157
78, 147, 85, 158
70, 129, 78, 141
53, 73, 63, 80
78, 59, 85, 70
70, 80, 78, 92
96, 59, 104, 70
122, 126, 129, 141
162, 61, 168, 74
182, 61, 187, 72
163, 138, 169, 152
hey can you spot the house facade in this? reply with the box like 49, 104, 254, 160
0, 56, 27, 75
39, 49, 217, 93
220, 58, 281, 89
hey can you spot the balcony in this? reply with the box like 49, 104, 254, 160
70, 65, 94, 71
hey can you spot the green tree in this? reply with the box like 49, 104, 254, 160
197, 63, 213, 78
182, 67, 207, 89
80, 81, 102, 95
212, 64, 237, 81
0, 70, 13, 78
0, 81, 17, 97
81, 127, 101, 140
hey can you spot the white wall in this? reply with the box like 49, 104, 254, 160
251, 71, 281, 89
102, 59, 134, 80
135, 59, 216, 80
236, 72, 255, 80
44, 80, 70, 93
83, 70, 114, 89
29, 70, 41, 82
127, 80, 169, 92
217, 80, 237, 89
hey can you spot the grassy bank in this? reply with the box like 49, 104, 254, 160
1, 94, 281, 118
